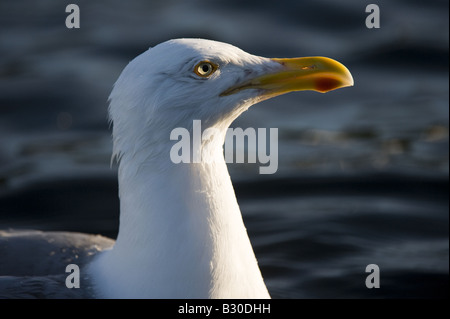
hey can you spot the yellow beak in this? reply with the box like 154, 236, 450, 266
221, 56, 353, 97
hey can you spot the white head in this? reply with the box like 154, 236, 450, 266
92, 39, 353, 298
108, 38, 353, 166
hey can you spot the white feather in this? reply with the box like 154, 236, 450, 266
88, 39, 282, 298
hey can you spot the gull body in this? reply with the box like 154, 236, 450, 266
0, 38, 353, 299
88, 39, 353, 298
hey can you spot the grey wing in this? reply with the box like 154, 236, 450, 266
0, 230, 114, 298
0, 275, 89, 298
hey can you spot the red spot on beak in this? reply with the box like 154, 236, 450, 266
315, 78, 342, 93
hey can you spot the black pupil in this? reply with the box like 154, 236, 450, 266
201, 64, 210, 73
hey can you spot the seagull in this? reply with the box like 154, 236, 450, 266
0, 39, 353, 299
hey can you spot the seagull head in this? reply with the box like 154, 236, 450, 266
109, 38, 353, 161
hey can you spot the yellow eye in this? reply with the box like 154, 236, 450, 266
194, 61, 217, 77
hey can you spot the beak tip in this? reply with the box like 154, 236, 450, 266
336, 63, 354, 89
347, 71, 355, 87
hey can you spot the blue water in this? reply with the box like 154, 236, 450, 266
0, 0, 448, 298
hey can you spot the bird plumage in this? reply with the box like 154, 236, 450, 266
1, 38, 352, 299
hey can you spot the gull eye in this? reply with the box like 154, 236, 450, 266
194, 61, 217, 77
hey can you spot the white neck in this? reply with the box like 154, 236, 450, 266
89, 129, 270, 298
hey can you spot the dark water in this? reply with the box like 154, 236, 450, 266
0, 0, 448, 298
